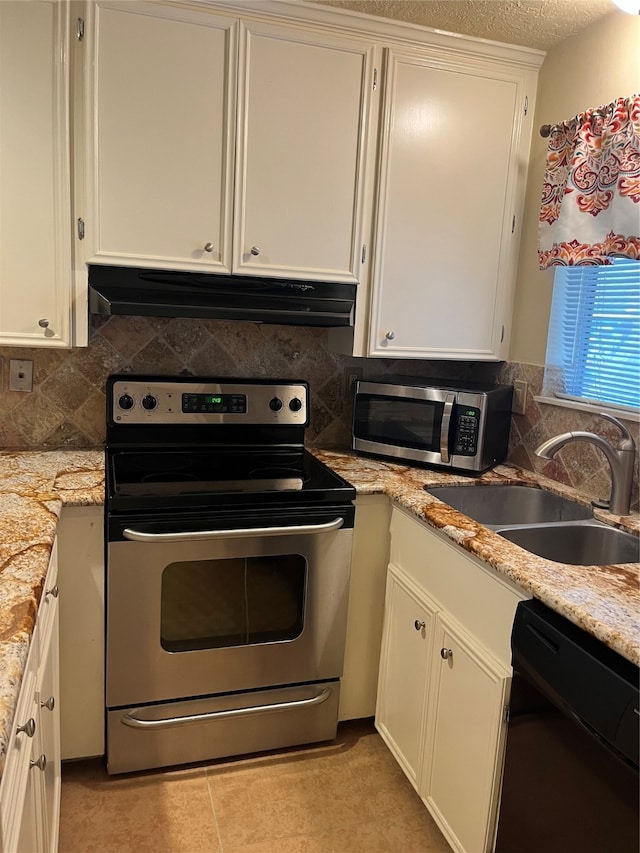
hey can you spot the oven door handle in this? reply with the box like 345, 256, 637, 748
120, 686, 333, 730
122, 517, 345, 542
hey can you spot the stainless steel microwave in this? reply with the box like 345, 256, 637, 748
352, 377, 514, 474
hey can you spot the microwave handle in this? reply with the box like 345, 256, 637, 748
440, 393, 456, 463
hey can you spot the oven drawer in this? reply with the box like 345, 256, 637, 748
107, 680, 340, 774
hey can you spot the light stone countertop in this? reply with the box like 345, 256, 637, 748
313, 449, 640, 667
0, 447, 638, 781
0, 450, 104, 778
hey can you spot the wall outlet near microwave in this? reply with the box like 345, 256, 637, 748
344, 366, 363, 397
512, 380, 527, 415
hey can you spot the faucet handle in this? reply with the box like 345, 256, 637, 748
597, 413, 635, 450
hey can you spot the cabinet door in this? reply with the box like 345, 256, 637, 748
423, 615, 510, 853
375, 564, 436, 787
86, 1, 237, 271
369, 50, 524, 359
234, 21, 376, 282
0, 0, 72, 346
37, 604, 60, 853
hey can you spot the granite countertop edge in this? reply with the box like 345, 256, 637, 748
0, 447, 638, 780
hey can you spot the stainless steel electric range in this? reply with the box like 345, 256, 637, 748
104, 375, 355, 775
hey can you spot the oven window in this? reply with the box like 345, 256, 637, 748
160, 555, 306, 652
354, 395, 444, 451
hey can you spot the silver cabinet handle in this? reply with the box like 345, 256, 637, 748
45, 585, 59, 599
16, 718, 36, 738
385, 331, 395, 341
414, 620, 426, 631
441, 648, 453, 660
123, 517, 344, 543
30, 754, 46, 772
121, 686, 332, 731
250, 245, 261, 256
41, 696, 55, 712
203, 242, 215, 253
38, 318, 49, 328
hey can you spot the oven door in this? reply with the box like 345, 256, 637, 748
106, 506, 354, 709
352, 383, 457, 467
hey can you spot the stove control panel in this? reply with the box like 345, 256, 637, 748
109, 378, 309, 426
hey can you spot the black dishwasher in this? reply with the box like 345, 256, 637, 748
495, 599, 639, 853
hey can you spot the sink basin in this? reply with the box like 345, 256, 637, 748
496, 522, 640, 566
425, 485, 592, 526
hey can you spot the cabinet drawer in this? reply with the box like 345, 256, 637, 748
390, 507, 527, 666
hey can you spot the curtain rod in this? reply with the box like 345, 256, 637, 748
539, 107, 612, 137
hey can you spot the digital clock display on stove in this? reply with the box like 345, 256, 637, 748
181, 393, 247, 414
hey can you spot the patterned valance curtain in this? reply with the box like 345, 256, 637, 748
538, 94, 640, 269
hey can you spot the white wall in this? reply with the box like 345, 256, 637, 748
510, 9, 640, 365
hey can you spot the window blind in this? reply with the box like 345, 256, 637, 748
545, 258, 640, 412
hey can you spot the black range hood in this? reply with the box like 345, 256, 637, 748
88, 265, 356, 327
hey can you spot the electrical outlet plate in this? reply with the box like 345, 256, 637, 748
344, 367, 363, 397
512, 379, 527, 415
9, 359, 33, 392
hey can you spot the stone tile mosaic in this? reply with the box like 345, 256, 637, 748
0, 317, 637, 509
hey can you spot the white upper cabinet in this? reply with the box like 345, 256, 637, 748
84, 1, 378, 283
233, 21, 376, 281
0, 0, 73, 347
85, 1, 237, 272
366, 49, 537, 360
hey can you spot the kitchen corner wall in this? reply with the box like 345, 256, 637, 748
0, 319, 637, 510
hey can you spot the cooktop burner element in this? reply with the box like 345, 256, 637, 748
105, 375, 355, 513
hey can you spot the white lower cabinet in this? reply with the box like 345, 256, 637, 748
0, 542, 61, 853
376, 507, 526, 853
423, 614, 510, 853
376, 564, 436, 786
339, 495, 390, 722
57, 506, 105, 760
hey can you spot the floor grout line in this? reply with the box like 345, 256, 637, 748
204, 767, 225, 853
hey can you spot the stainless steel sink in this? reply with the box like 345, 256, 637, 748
425, 484, 592, 526
495, 521, 640, 566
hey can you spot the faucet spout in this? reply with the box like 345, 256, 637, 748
535, 415, 636, 516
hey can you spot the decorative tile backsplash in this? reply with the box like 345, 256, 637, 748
0, 317, 637, 509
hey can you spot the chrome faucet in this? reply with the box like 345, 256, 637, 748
535, 413, 636, 516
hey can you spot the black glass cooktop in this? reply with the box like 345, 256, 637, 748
107, 447, 355, 512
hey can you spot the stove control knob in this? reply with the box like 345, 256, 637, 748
269, 397, 283, 412
289, 397, 303, 412
118, 394, 134, 411
142, 394, 158, 411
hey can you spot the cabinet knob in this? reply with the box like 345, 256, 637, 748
203, 242, 215, 253
440, 647, 453, 660
385, 331, 395, 341
414, 620, 426, 631
45, 584, 59, 599
41, 696, 55, 712
250, 245, 261, 256
30, 754, 47, 772
38, 318, 49, 328
16, 718, 36, 738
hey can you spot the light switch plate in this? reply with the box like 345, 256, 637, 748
9, 359, 33, 392
512, 379, 527, 415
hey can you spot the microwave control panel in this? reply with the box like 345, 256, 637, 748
454, 407, 480, 456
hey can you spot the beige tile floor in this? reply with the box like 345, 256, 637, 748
59, 720, 451, 853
